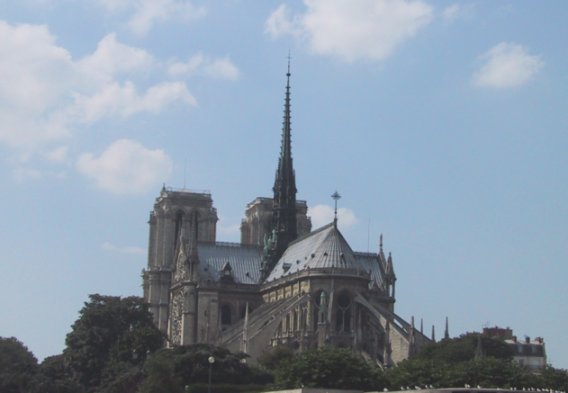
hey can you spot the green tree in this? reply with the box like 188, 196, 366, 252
63, 294, 164, 390
386, 358, 446, 389
275, 347, 383, 390
139, 351, 183, 393
384, 334, 567, 391
415, 333, 513, 364
140, 344, 271, 393
539, 366, 568, 391
31, 354, 84, 393
258, 346, 295, 372
0, 337, 39, 393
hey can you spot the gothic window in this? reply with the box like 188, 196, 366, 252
300, 305, 307, 330
173, 211, 184, 251
292, 309, 298, 331
220, 304, 232, 326
335, 291, 352, 333
312, 289, 327, 329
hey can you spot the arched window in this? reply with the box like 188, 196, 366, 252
292, 309, 298, 332
312, 290, 328, 329
301, 305, 308, 330
173, 211, 184, 250
220, 304, 232, 326
335, 291, 352, 333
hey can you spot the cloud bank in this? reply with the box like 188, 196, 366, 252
77, 139, 173, 195
266, 0, 433, 63
0, 20, 240, 193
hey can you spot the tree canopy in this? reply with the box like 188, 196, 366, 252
5, 295, 568, 393
0, 337, 38, 393
384, 335, 568, 391
63, 294, 164, 389
266, 346, 384, 391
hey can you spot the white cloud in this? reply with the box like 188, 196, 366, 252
205, 57, 240, 80
308, 204, 357, 231
473, 42, 544, 89
168, 53, 204, 76
0, 21, 196, 162
265, 0, 433, 63
102, 241, 145, 255
265, 4, 301, 38
78, 33, 155, 83
0, 22, 73, 112
0, 22, 76, 148
442, 3, 475, 21
95, 0, 207, 36
168, 53, 240, 80
77, 139, 173, 195
73, 81, 196, 123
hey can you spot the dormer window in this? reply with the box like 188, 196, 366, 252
220, 261, 234, 283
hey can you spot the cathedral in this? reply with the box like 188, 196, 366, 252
142, 67, 430, 365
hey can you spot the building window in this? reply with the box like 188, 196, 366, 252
313, 290, 328, 329
220, 304, 232, 326
173, 211, 184, 250
335, 291, 352, 333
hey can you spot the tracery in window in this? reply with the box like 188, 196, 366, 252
335, 291, 352, 333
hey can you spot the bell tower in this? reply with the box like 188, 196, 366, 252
143, 186, 218, 332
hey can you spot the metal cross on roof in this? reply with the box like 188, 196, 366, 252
331, 190, 341, 226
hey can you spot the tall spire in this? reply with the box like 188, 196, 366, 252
270, 58, 298, 264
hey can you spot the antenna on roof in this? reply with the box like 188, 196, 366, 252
183, 158, 187, 189
367, 218, 370, 252
331, 190, 341, 227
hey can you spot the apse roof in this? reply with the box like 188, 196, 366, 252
264, 223, 373, 282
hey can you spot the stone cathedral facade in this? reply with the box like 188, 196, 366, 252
142, 69, 430, 365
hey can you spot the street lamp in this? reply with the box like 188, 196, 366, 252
207, 356, 215, 393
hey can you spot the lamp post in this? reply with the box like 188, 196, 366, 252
207, 356, 215, 393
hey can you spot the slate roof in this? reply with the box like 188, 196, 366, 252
198, 242, 262, 285
265, 223, 383, 287
195, 225, 386, 291
354, 252, 386, 291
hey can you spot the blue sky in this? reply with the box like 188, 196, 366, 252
1, 0, 567, 369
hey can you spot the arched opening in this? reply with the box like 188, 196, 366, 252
312, 289, 328, 330
220, 304, 232, 327
335, 291, 352, 333
173, 211, 184, 251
